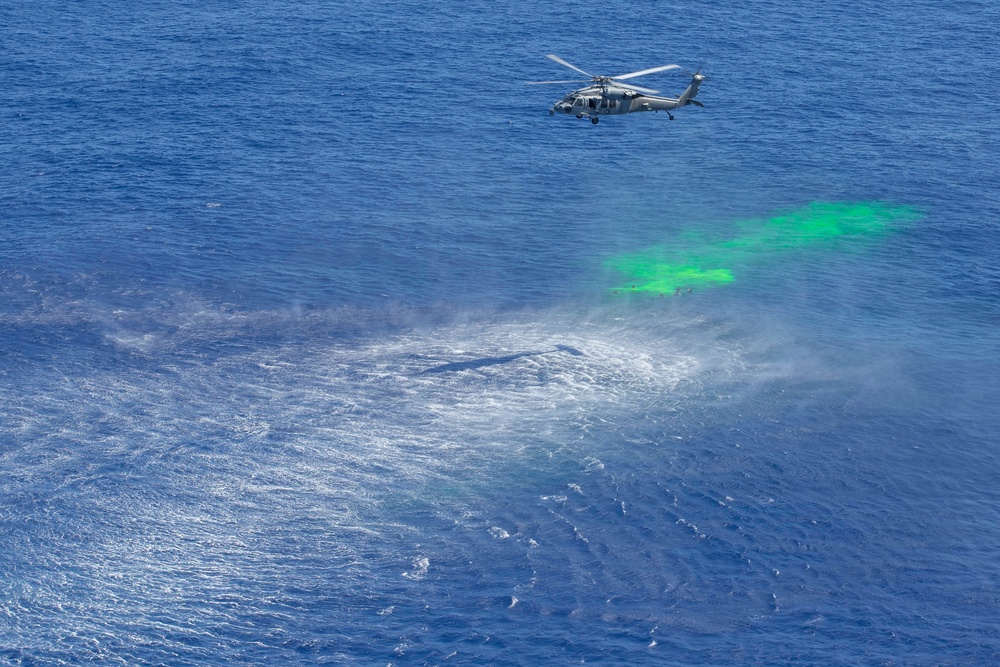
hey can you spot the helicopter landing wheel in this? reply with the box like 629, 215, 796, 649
576, 114, 583, 119
591, 117, 599, 124
668, 114, 675, 121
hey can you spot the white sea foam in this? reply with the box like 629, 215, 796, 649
0, 303, 757, 659
402, 556, 430, 580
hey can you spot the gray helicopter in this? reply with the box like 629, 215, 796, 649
529, 54, 705, 124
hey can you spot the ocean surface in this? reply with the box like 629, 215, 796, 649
2, 1, 999, 665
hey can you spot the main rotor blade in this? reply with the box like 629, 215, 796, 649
612, 64, 680, 80
610, 81, 660, 95
546, 54, 594, 78
526, 79, 590, 85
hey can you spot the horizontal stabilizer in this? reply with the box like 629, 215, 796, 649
687, 99, 705, 107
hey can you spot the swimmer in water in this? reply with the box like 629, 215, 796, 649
674, 287, 682, 296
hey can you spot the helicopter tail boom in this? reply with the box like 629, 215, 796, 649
676, 72, 706, 107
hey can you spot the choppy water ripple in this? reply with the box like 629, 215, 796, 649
3, 0, 1000, 664
1, 299, 997, 664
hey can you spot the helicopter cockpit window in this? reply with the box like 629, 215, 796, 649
573, 98, 583, 107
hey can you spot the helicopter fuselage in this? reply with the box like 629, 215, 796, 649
530, 56, 705, 124
550, 87, 683, 117
547, 74, 704, 122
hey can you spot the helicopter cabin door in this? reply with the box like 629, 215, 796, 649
592, 97, 616, 115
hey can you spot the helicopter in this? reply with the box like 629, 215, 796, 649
529, 54, 705, 124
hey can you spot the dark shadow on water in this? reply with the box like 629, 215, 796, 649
420, 345, 584, 374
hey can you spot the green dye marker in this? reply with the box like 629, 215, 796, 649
607, 201, 922, 294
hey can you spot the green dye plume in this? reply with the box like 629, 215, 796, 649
607, 201, 922, 294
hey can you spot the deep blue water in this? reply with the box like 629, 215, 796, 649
2, 1, 999, 665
